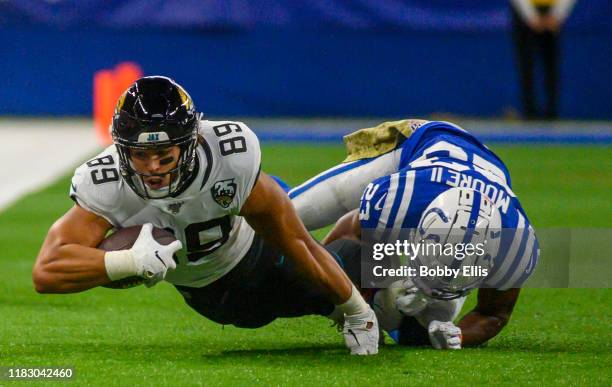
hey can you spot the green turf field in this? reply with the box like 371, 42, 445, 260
0, 144, 610, 385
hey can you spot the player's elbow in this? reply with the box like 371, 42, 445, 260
485, 305, 513, 327
32, 250, 62, 294
32, 265, 55, 293
496, 312, 512, 328
482, 309, 512, 335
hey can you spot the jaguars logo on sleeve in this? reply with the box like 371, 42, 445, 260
211, 178, 237, 208
198, 120, 261, 214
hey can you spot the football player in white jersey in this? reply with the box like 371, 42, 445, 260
32, 76, 379, 355
288, 119, 539, 349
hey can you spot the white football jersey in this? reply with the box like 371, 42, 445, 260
70, 120, 261, 287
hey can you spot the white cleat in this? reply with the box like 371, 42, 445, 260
343, 308, 379, 355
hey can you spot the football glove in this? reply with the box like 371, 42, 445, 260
343, 308, 379, 355
131, 223, 181, 287
395, 279, 430, 316
428, 320, 462, 350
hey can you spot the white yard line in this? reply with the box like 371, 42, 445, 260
0, 118, 101, 211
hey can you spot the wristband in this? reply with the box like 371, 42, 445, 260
337, 284, 369, 316
104, 250, 137, 281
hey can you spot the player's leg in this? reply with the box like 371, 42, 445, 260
176, 236, 373, 330
175, 236, 360, 327
511, 4, 537, 119
174, 236, 289, 328
289, 149, 400, 230
541, 29, 559, 119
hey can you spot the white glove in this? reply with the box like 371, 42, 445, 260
395, 280, 430, 316
428, 320, 462, 350
343, 308, 379, 355
131, 223, 181, 287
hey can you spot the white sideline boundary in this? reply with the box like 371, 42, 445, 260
0, 118, 101, 212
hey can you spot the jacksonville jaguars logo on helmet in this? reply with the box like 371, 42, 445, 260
211, 179, 237, 208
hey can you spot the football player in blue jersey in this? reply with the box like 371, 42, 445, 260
289, 119, 539, 349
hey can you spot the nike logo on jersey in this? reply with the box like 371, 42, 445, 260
374, 193, 387, 211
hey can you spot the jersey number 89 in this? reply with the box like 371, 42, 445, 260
86, 155, 119, 185
213, 123, 248, 156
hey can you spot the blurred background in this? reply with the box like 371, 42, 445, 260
1, 0, 610, 119
0, 0, 611, 209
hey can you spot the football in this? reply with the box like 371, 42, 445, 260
97, 225, 177, 289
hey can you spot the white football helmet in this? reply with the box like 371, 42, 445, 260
409, 187, 502, 300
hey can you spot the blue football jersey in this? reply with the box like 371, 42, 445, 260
397, 121, 512, 186
359, 123, 539, 290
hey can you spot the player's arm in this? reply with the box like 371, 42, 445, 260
321, 209, 361, 245
242, 172, 379, 355
457, 288, 520, 346
33, 205, 180, 294
33, 205, 113, 293
241, 172, 355, 304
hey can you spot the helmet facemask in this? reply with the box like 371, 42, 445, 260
115, 132, 198, 199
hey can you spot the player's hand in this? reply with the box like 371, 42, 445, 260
343, 307, 379, 355
131, 223, 181, 287
428, 320, 462, 350
395, 280, 429, 316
